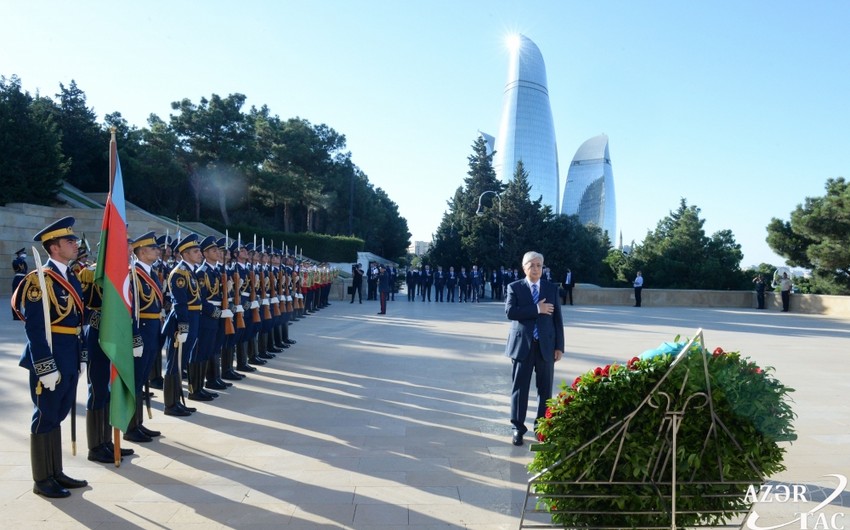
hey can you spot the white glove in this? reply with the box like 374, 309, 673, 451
40, 371, 61, 391
79, 362, 87, 376
220, 309, 234, 318
286, 296, 293, 302
160, 310, 167, 319
133, 345, 143, 358
177, 332, 188, 344
261, 298, 270, 306
250, 300, 260, 309
234, 305, 244, 313
271, 296, 280, 304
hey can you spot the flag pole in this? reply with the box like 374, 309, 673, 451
109, 128, 122, 468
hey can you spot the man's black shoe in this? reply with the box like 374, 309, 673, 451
34, 478, 70, 498
105, 440, 134, 456
512, 430, 524, 446
54, 472, 88, 489
164, 406, 191, 417
149, 378, 164, 390
235, 364, 257, 373
88, 445, 117, 463
124, 427, 153, 443
138, 424, 161, 437
285, 339, 296, 345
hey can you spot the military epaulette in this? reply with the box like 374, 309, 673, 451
168, 266, 192, 282
76, 265, 96, 285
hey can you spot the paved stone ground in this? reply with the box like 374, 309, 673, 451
0, 296, 847, 529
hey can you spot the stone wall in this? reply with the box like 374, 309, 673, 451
571, 285, 850, 317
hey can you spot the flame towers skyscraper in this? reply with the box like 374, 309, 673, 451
492, 34, 560, 213
561, 134, 617, 239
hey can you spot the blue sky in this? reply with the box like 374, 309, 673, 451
5, 1, 849, 267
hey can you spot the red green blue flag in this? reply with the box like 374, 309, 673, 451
94, 131, 135, 433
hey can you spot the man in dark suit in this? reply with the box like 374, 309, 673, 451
563, 268, 575, 305
504, 251, 564, 446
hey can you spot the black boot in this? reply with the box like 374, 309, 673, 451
213, 354, 231, 387
235, 342, 256, 372
149, 349, 164, 389
122, 397, 152, 443
283, 322, 296, 345
188, 362, 213, 401
86, 408, 113, 463
164, 373, 191, 416
222, 346, 244, 380
102, 408, 134, 456
258, 333, 276, 359
136, 395, 160, 437
205, 357, 228, 390
50, 428, 87, 490
267, 330, 284, 353
274, 326, 289, 349
247, 336, 266, 365
31, 432, 69, 498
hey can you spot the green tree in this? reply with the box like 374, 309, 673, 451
499, 160, 545, 269
540, 213, 609, 286
766, 177, 850, 294
107, 112, 191, 218
626, 199, 748, 289
170, 93, 256, 223
51, 80, 107, 191
428, 135, 503, 269
0, 76, 67, 205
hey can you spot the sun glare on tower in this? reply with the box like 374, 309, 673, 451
505, 33, 522, 53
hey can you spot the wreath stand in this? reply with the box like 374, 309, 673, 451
519, 329, 769, 529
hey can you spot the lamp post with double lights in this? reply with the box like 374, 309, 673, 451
476, 190, 503, 250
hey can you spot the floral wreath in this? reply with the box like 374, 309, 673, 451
527, 336, 796, 528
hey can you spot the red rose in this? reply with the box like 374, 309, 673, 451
627, 356, 640, 369
753, 367, 763, 374
563, 394, 573, 406
545, 408, 553, 419
713, 347, 725, 356
601, 364, 610, 377
572, 376, 582, 388
594, 367, 603, 377
537, 432, 545, 442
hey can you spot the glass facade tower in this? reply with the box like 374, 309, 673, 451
561, 134, 617, 239
492, 34, 560, 213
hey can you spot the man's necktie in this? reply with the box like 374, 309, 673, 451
532, 283, 539, 340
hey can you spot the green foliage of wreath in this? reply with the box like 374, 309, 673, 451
528, 339, 796, 528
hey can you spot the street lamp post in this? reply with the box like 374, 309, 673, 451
476, 190, 502, 249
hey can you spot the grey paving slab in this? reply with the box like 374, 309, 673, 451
0, 297, 847, 528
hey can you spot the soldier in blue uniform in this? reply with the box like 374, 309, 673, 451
218, 238, 243, 382
161, 234, 203, 416
230, 240, 255, 373
12, 248, 28, 320
11, 217, 88, 498
125, 232, 164, 442
195, 236, 228, 397
148, 234, 172, 390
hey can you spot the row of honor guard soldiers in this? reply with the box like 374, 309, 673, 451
10, 216, 333, 498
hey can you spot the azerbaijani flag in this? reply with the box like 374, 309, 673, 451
94, 130, 135, 433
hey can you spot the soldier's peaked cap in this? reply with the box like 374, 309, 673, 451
200, 236, 218, 252
34, 216, 80, 243
132, 231, 158, 249
176, 234, 200, 253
